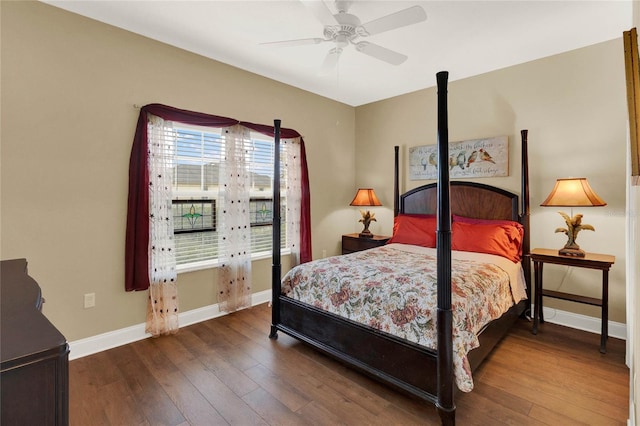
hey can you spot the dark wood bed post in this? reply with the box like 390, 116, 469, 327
520, 129, 532, 307
269, 119, 282, 339
394, 145, 400, 217
435, 71, 455, 425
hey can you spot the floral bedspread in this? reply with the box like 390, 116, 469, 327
281, 243, 526, 392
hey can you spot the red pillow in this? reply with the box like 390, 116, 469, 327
451, 221, 523, 262
387, 214, 437, 248
453, 215, 524, 258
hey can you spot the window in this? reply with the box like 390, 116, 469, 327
170, 125, 288, 269
125, 104, 310, 294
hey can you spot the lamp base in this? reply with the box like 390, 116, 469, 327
359, 230, 373, 238
558, 247, 586, 257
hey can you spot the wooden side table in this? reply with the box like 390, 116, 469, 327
342, 233, 390, 255
530, 248, 615, 353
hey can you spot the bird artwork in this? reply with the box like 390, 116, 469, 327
479, 148, 495, 163
449, 155, 457, 170
466, 150, 477, 168
410, 136, 507, 179
456, 151, 466, 169
449, 152, 465, 170
428, 152, 437, 169
554, 212, 595, 256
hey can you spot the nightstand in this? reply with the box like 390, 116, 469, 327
342, 233, 390, 254
530, 248, 615, 353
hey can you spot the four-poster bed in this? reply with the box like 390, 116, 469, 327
269, 72, 531, 425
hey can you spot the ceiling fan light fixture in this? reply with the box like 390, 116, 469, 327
335, 34, 350, 48
264, 1, 427, 71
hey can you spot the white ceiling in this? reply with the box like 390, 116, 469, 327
44, 0, 632, 106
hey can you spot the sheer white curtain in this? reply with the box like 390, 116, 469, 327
284, 138, 302, 266
218, 125, 252, 312
146, 114, 179, 336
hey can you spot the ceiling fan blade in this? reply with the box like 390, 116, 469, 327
360, 5, 427, 36
300, 0, 338, 27
260, 38, 327, 48
319, 47, 342, 75
355, 41, 407, 65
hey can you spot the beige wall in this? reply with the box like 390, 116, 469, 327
356, 39, 628, 324
1, 1, 355, 341
0, 1, 630, 344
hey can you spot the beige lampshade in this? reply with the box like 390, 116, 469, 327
540, 178, 606, 207
349, 188, 382, 207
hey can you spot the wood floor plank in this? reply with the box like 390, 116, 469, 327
244, 363, 313, 412
170, 326, 217, 359
196, 350, 260, 397
130, 336, 229, 425
295, 400, 350, 426
150, 331, 198, 366
156, 369, 229, 426
83, 349, 124, 386
241, 335, 391, 424
455, 388, 544, 426
498, 334, 628, 385
201, 315, 251, 347
240, 333, 408, 423
242, 386, 307, 426
527, 403, 607, 426
480, 361, 626, 424
289, 338, 440, 420
489, 347, 628, 413
110, 344, 187, 425
174, 324, 261, 375
460, 380, 533, 417
100, 379, 150, 426
68, 357, 113, 426
485, 339, 628, 416
178, 357, 268, 425
132, 337, 181, 379
69, 302, 628, 425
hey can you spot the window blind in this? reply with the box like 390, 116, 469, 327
169, 124, 287, 266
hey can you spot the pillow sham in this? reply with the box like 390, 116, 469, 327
453, 214, 524, 257
387, 214, 437, 248
451, 221, 523, 262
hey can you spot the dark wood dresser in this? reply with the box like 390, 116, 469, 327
1, 259, 69, 425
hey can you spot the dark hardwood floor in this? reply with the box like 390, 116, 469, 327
70, 303, 629, 425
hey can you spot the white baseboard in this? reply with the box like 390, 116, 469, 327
68, 294, 625, 361
68, 289, 271, 360
533, 304, 627, 340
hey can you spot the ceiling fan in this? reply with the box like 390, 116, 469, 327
261, 0, 427, 74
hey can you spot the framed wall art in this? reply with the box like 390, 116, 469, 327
409, 135, 509, 180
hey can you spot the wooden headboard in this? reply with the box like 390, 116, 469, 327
400, 181, 519, 222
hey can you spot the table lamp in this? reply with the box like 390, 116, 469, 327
349, 188, 382, 238
540, 177, 606, 257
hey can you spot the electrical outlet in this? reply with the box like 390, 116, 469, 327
84, 293, 95, 309
322, 249, 327, 258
